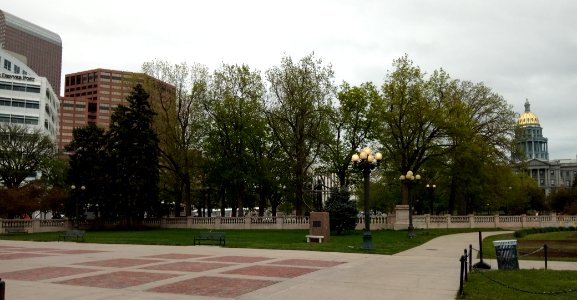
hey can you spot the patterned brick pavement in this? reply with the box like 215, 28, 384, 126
56, 271, 178, 289
148, 276, 278, 297
223, 265, 319, 278
141, 261, 233, 272
0, 244, 346, 298
0, 267, 98, 281
75, 258, 162, 268
200, 255, 273, 263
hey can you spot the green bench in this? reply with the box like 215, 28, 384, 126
58, 229, 86, 242
194, 231, 226, 246
5, 227, 27, 234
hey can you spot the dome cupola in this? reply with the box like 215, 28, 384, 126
517, 99, 540, 126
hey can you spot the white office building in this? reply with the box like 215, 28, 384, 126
0, 48, 59, 141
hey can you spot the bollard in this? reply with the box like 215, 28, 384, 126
459, 255, 466, 296
469, 244, 473, 272
464, 249, 468, 281
544, 244, 548, 270
0, 277, 5, 300
472, 231, 491, 269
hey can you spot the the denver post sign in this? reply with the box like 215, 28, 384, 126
1, 73, 36, 82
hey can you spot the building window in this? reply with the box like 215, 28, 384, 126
14, 65, 20, 74
0, 98, 10, 106
25, 100, 39, 109
11, 100, 25, 108
13, 84, 26, 92
4, 60, 11, 71
0, 113, 9, 123
26, 85, 41, 93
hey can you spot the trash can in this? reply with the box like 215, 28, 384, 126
492, 240, 519, 270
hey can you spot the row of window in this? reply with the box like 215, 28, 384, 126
66, 73, 133, 86
0, 81, 41, 93
0, 113, 39, 125
0, 97, 40, 109
2, 58, 28, 76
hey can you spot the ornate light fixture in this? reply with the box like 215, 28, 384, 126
400, 171, 420, 238
351, 147, 382, 250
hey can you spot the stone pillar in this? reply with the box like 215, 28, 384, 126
394, 204, 410, 230
309, 212, 330, 242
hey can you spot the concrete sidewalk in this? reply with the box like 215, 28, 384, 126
1, 231, 574, 300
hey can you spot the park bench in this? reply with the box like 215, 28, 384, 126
5, 227, 27, 234
58, 229, 86, 242
193, 231, 226, 246
305, 235, 325, 243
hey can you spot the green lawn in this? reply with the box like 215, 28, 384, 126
460, 230, 577, 299
460, 269, 577, 300
481, 231, 577, 262
1, 228, 489, 255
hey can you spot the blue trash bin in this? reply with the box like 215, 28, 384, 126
492, 240, 519, 270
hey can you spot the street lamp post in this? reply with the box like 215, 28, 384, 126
400, 171, 420, 238
426, 183, 436, 215
70, 184, 85, 229
351, 147, 382, 250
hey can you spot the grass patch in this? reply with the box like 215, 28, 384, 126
480, 231, 577, 262
1, 228, 492, 255
460, 269, 577, 300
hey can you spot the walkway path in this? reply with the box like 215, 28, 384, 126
1, 231, 574, 299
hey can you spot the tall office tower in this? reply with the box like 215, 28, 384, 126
0, 9, 63, 95
59, 68, 174, 151
0, 48, 60, 141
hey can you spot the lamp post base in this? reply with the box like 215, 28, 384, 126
408, 225, 416, 238
362, 230, 374, 250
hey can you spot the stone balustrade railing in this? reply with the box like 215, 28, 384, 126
2, 213, 576, 233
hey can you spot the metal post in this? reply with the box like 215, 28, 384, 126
362, 168, 374, 250
0, 277, 5, 300
469, 244, 473, 272
459, 255, 466, 296
472, 231, 491, 269
408, 181, 415, 238
464, 249, 468, 281
544, 244, 548, 270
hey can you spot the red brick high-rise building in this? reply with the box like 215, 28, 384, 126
0, 9, 62, 95
59, 68, 174, 151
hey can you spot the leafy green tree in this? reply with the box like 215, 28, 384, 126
324, 187, 358, 234
142, 60, 208, 216
203, 63, 266, 216
0, 123, 56, 188
265, 53, 335, 215
107, 84, 160, 226
377, 56, 460, 205
321, 82, 382, 187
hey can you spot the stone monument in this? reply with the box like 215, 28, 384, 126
308, 211, 330, 242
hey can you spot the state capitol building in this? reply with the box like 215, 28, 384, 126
517, 99, 577, 195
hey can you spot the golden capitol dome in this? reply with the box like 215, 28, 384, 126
517, 99, 540, 126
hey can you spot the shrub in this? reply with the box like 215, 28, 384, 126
324, 187, 358, 235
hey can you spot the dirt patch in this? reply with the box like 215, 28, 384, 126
518, 240, 577, 258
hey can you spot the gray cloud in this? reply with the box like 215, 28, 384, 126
4, 0, 576, 158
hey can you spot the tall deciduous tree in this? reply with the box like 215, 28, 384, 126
203, 64, 266, 216
107, 84, 160, 226
142, 60, 208, 217
0, 123, 56, 188
378, 56, 459, 204
444, 80, 518, 214
265, 54, 335, 215
322, 82, 382, 187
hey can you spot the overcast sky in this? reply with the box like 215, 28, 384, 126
4, 0, 577, 159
